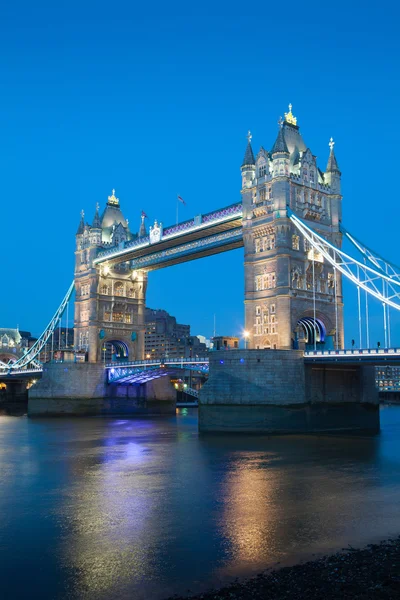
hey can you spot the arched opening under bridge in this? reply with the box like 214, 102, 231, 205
101, 340, 129, 363
295, 317, 329, 351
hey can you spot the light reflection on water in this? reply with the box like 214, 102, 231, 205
0, 406, 400, 599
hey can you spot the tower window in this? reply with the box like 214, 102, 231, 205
292, 235, 300, 250
114, 282, 124, 297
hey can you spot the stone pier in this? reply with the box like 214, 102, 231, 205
28, 363, 176, 416
198, 350, 380, 434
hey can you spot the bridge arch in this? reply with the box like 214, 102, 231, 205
292, 309, 335, 351
101, 339, 130, 362
297, 317, 326, 347
0, 353, 18, 365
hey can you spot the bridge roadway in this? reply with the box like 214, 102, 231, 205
106, 357, 209, 384
304, 348, 400, 364
4, 349, 400, 382
93, 202, 243, 270
107, 349, 400, 384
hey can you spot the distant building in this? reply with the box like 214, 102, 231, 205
212, 336, 239, 351
0, 328, 36, 365
196, 335, 211, 349
376, 366, 400, 391
145, 308, 207, 359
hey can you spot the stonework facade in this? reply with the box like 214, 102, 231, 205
241, 106, 344, 350
74, 191, 147, 363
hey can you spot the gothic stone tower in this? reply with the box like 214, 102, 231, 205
242, 105, 344, 350
74, 190, 147, 363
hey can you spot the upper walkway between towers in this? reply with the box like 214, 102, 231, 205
93, 202, 243, 270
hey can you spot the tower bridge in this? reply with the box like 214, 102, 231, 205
4, 104, 400, 431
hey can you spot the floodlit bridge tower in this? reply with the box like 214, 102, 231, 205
74, 190, 147, 363
242, 105, 344, 350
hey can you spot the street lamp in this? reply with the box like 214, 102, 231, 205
243, 330, 250, 350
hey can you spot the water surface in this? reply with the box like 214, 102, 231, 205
0, 406, 400, 599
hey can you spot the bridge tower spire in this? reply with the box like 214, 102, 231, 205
242, 105, 344, 351
325, 137, 341, 194
241, 131, 256, 191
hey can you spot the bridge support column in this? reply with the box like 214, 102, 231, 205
0, 379, 28, 405
28, 363, 176, 416
199, 350, 379, 434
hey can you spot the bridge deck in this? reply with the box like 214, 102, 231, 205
304, 348, 400, 365
93, 203, 243, 269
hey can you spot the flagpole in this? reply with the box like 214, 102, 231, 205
176, 196, 179, 225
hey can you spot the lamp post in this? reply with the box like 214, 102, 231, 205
243, 330, 250, 350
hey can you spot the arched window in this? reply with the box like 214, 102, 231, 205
128, 287, 136, 298
114, 282, 124, 297
258, 158, 267, 178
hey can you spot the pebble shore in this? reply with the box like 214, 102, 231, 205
166, 537, 400, 599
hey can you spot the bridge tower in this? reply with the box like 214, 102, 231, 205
74, 190, 147, 363
241, 106, 344, 350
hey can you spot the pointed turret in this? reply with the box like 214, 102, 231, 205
76, 210, 85, 235
271, 122, 289, 155
326, 137, 341, 174
241, 131, 255, 168
92, 203, 101, 229
241, 131, 256, 192
325, 137, 341, 194
139, 212, 147, 238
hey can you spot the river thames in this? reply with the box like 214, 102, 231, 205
0, 406, 400, 599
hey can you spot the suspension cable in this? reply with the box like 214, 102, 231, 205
357, 265, 362, 349
288, 209, 400, 311
312, 253, 316, 351
340, 224, 400, 278
6, 281, 75, 372
334, 267, 339, 349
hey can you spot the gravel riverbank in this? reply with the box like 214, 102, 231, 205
166, 537, 400, 600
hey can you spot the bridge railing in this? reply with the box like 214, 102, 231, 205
106, 357, 209, 368
304, 348, 400, 357
95, 203, 243, 264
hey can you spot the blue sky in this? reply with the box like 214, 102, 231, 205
1, 2, 399, 346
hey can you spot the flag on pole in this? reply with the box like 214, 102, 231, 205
177, 195, 186, 205
141, 210, 148, 219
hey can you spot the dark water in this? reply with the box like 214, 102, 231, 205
1, 407, 400, 600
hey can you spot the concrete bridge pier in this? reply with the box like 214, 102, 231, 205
28, 363, 176, 416
198, 350, 380, 434
0, 379, 28, 404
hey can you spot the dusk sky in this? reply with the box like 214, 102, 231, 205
1, 2, 399, 346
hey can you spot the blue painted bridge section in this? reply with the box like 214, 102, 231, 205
106, 357, 209, 384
